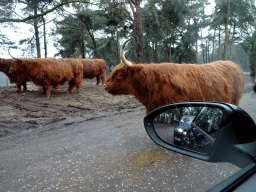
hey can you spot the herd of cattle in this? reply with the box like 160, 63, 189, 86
0, 56, 106, 97
0, 39, 246, 114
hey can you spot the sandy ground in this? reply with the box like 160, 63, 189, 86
0, 77, 143, 138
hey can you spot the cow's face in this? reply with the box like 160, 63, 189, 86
9, 59, 22, 74
105, 63, 135, 95
105, 39, 144, 96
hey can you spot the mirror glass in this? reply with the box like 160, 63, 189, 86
153, 106, 223, 154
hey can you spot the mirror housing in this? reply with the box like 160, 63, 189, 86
144, 101, 256, 168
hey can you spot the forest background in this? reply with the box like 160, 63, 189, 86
1, 0, 256, 73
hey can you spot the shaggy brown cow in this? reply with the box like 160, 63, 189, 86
0, 58, 29, 93
79, 59, 106, 85
9, 58, 83, 97
105, 39, 245, 114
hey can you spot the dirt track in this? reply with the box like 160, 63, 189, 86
0, 78, 143, 138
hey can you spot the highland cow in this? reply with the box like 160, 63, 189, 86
105, 39, 245, 114
0, 58, 29, 93
9, 58, 83, 97
79, 59, 106, 85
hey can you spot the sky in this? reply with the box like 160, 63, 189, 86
0, 0, 216, 59
1, 6, 58, 59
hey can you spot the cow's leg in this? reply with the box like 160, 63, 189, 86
75, 77, 82, 93
43, 85, 51, 97
100, 72, 106, 85
74, 74, 83, 93
75, 84, 81, 93
67, 80, 75, 93
43, 87, 46, 94
16, 83, 22, 93
53, 83, 60, 89
96, 75, 100, 86
22, 81, 27, 92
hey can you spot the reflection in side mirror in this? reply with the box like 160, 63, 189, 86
153, 107, 223, 154
144, 102, 256, 167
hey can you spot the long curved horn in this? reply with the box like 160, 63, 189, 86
8, 49, 19, 59
120, 39, 132, 67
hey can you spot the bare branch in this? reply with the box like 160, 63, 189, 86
0, 0, 90, 23
129, 0, 135, 5
142, 0, 158, 14
127, 0, 135, 15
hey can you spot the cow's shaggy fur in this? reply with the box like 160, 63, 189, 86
105, 61, 245, 114
0, 58, 30, 93
79, 59, 106, 85
9, 58, 83, 96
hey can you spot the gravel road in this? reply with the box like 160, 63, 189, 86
0, 73, 255, 191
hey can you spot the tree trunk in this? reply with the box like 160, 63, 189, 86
208, 41, 211, 62
84, 21, 98, 58
193, 17, 198, 64
212, 28, 216, 61
185, 19, 190, 63
205, 41, 208, 63
133, 6, 144, 63
116, 29, 119, 64
127, 0, 157, 63
79, 41, 85, 58
33, 6, 41, 58
169, 34, 173, 62
42, 16, 47, 58
218, 25, 221, 60
229, 23, 236, 60
154, 42, 158, 63
127, 0, 145, 63
201, 30, 205, 63
79, 23, 85, 58
223, 0, 230, 60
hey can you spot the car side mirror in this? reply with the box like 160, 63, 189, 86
144, 101, 256, 168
